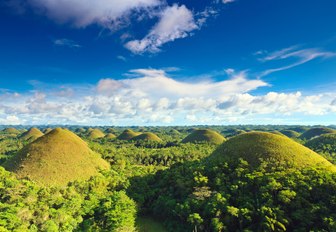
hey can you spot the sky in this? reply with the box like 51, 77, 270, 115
0, 0, 336, 126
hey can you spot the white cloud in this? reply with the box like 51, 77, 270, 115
223, 0, 235, 4
20, 0, 161, 28
125, 4, 199, 53
1, 68, 336, 125
257, 46, 336, 77
53, 38, 81, 48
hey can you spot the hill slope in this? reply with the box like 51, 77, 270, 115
300, 127, 335, 140
305, 133, 336, 163
132, 132, 162, 142
117, 129, 140, 140
3, 128, 109, 186
210, 132, 335, 170
105, 133, 117, 139
182, 129, 226, 145
280, 130, 301, 138
20, 128, 44, 141
2, 127, 20, 135
88, 129, 105, 139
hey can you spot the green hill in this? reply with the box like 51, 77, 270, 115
182, 129, 226, 145
2, 127, 20, 135
105, 128, 116, 134
88, 129, 105, 139
117, 129, 140, 140
299, 127, 335, 140
280, 130, 301, 138
210, 132, 335, 171
305, 133, 336, 163
105, 133, 117, 139
2, 128, 109, 186
20, 128, 44, 142
132, 132, 162, 142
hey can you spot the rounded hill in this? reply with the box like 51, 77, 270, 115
305, 133, 336, 162
2, 127, 21, 135
299, 127, 335, 140
88, 129, 105, 139
210, 132, 335, 171
280, 130, 301, 138
20, 128, 44, 141
117, 129, 140, 140
105, 133, 117, 139
2, 128, 109, 186
182, 129, 226, 145
132, 132, 162, 142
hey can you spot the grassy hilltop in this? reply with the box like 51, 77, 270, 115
211, 132, 335, 170
182, 129, 226, 144
3, 128, 109, 186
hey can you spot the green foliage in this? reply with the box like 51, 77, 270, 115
136, 159, 336, 231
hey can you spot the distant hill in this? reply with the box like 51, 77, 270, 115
2, 127, 20, 135
20, 128, 44, 142
210, 132, 335, 171
280, 130, 301, 138
88, 129, 105, 139
105, 133, 117, 139
43, 128, 53, 134
2, 128, 109, 186
305, 133, 336, 163
132, 132, 162, 142
117, 129, 140, 140
182, 129, 226, 145
300, 127, 335, 140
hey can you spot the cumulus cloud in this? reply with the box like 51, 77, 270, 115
125, 4, 199, 53
22, 0, 160, 28
1, 68, 336, 125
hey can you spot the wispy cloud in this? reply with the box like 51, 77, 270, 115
116, 55, 127, 62
53, 38, 81, 48
256, 46, 336, 77
222, 0, 235, 4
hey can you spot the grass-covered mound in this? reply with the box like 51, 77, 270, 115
132, 132, 162, 142
105, 133, 117, 139
306, 133, 336, 163
182, 129, 226, 145
105, 128, 116, 134
2, 128, 109, 186
210, 132, 336, 171
300, 127, 335, 140
43, 128, 53, 134
280, 129, 301, 138
88, 128, 105, 139
2, 127, 20, 135
117, 129, 140, 140
20, 127, 44, 141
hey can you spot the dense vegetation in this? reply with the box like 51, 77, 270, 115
0, 125, 335, 231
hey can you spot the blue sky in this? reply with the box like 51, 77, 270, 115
0, 0, 336, 125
